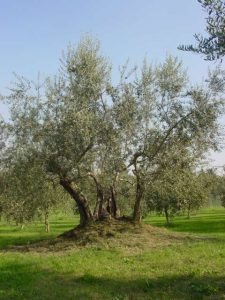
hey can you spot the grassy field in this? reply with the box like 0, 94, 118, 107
0, 207, 225, 300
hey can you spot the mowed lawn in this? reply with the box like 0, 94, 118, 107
0, 208, 225, 300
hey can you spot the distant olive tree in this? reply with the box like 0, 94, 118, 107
0, 159, 72, 231
206, 170, 225, 207
145, 158, 209, 225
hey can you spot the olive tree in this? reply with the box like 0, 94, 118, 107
146, 167, 209, 224
2, 37, 224, 229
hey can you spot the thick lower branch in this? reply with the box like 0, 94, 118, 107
60, 178, 93, 227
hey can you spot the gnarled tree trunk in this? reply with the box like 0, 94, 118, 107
93, 187, 105, 219
60, 178, 93, 227
107, 172, 120, 218
107, 184, 120, 218
88, 173, 106, 219
133, 173, 143, 223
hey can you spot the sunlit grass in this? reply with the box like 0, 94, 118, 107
145, 206, 225, 239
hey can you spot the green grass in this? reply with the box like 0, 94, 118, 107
0, 207, 225, 300
0, 214, 78, 249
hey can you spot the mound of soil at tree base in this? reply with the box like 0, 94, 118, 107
3, 218, 192, 254
57, 218, 188, 250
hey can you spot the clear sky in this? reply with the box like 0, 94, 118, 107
0, 0, 224, 166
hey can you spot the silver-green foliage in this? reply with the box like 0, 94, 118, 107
179, 0, 225, 61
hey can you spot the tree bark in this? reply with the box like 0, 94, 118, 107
133, 174, 143, 222
93, 187, 105, 219
108, 184, 119, 218
60, 178, 93, 227
88, 173, 106, 219
110, 184, 120, 218
107, 172, 120, 219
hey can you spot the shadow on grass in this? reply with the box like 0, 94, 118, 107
0, 234, 56, 250
0, 261, 224, 300
0, 224, 76, 249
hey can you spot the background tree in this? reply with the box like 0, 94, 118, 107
145, 153, 209, 224
0, 156, 72, 231
205, 169, 225, 207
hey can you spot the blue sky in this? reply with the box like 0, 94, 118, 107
0, 0, 224, 166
